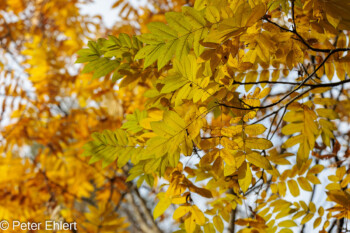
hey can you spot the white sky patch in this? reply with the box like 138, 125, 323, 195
79, 0, 122, 28
79, 0, 150, 28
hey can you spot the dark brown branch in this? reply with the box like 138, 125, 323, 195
252, 109, 280, 124
251, 81, 318, 126
329, 219, 337, 232
114, 192, 127, 212
269, 106, 288, 140
228, 207, 237, 233
291, 0, 296, 31
220, 52, 348, 111
266, 110, 279, 139
263, 16, 350, 54
232, 79, 350, 87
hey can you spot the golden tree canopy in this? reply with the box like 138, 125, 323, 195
2, 0, 350, 233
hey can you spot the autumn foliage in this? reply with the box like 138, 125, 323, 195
2, 0, 350, 232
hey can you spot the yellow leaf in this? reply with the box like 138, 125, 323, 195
281, 123, 303, 135
221, 125, 243, 137
271, 69, 280, 81
259, 70, 270, 88
313, 217, 322, 229
173, 206, 191, 219
271, 183, 278, 194
204, 223, 216, 233
286, 50, 294, 70
309, 202, 316, 213
154, 196, 172, 219
301, 213, 314, 224
245, 71, 258, 92
335, 61, 346, 81
172, 196, 188, 204
293, 211, 306, 220
258, 87, 271, 99
279, 229, 293, 233
308, 164, 324, 174
220, 149, 236, 167
327, 190, 350, 207
306, 174, 321, 184
341, 174, 350, 188
185, 214, 196, 233
224, 165, 236, 178
316, 108, 339, 120
297, 177, 313, 192
246, 151, 272, 170
238, 162, 252, 193
325, 62, 335, 81
213, 215, 224, 233
245, 138, 273, 150
323, 0, 350, 30
278, 220, 297, 227
244, 124, 266, 136
287, 179, 300, 197
205, 6, 220, 23
191, 205, 205, 225
278, 182, 287, 197
283, 110, 303, 122
246, 3, 267, 27
314, 97, 337, 106
327, 180, 341, 189
318, 207, 324, 216
336, 166, 346, 179
298, 159, 312, 176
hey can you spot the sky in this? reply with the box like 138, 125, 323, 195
79, 0, 144, 28
79, 0, 124, 28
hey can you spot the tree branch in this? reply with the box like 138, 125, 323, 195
126, 192, 157, 233
228, 207, 237, 233
134, 188, 163, 233
262, 16, 350, 53
220, 52, 348, 111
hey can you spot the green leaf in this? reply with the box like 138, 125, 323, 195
143, 44, 164, 68
122, 110, 148, 133
81, 58, 109, 74
161, 73, 188, 93
165, 12, 192, 35
135, 45, 158, 60
193, 27, 208, 57
138, 33, 164, 44
92, 60, 120, 79
75, 54, 99, 63
182, 6, 206, 29
82, 129, 131, 168
147, 22, 178, 40
205, 6, 220, 23
119, 33, 132, 48
157, 39, 178, 70
176, 34, 191, 61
